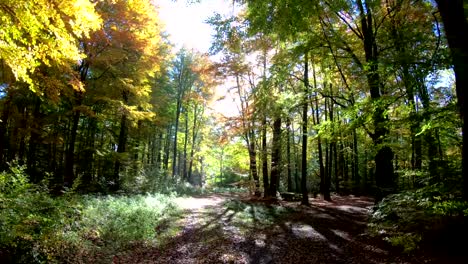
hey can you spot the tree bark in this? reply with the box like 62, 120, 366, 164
172, 99, 182, 177
113, 90, 129, 191
291, 122, 301, 192
286, 117, 293, 192
301, 53, 310, 205
433, 0, 467, 199
64, 94, 81, 188
357, 0, 394, 200
248, 131, 261, 196
163, 126, 171, 171
261, 117, 269, 196
183, 110, 189, 180
270, 116, 281, 197
27, 97, 41, 183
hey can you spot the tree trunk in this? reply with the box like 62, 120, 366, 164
172, 100, 182, 177
183, 110, 189, 180
155, 132, 163, 167
334, 142, 339, 194
64, 94, 81, 188
163, 126, 171, 171
248, 130, 261, 196
188, 104, 201, 182
435, 0, 468, 199
113, 91, 129, 191
76, 116, 97, 189
27, 97, 41, 183
301, 53, 309, 205
352, 128, 360, 190
291, 122, 300, 193
0, 94, 11, 169
261, 117, 269, 196
270, 116, 281, 197
286, 118, 293, 192
314, 88, 325, 199
357, 0, 394, 200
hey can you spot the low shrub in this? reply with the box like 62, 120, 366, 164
369, 182, 468, 253
0, 166, 181, 263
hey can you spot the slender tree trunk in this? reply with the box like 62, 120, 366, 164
27, 97, 41, 183
220, 147, 224, 185
291, 122, 300, 193
183, 110, 189, 180
64, 98, 81, 188
177, 151, 183, 177
188, 104, 200, 182
0, 94, 11, 169
261, 117, 269, 196
163, 126, 171, 171
286, 118, 293, 192
113, 91, 129, 191
322, 96, 332, 201
353, 128, 360, 190
313, 86, 325, 199
172, 99, 182, 177
326, 143, 332, 201
248, 131, 261, 196
155, 132, 163, 167
7, 108, 21, 162
301, 53, 309, 205
270, 116, 281, 197
327, 86, 335, 200
334, 142, 339, 194
339, 141, 346, 193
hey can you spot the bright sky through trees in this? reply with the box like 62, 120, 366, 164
157, 0, 239, 117
157, 0, 234, 53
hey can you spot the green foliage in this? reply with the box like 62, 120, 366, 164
208, 186, 248, 194
121, 166, 206, 196
66, 193, 178, 250
0, 0, 101, 92
0, 166, 181, 263
369, 181, 468, 252
0, 166, 71, 262
386, 233, 422, 253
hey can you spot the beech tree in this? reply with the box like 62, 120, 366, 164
0, 0, 101, 93
435, 0, 468, 199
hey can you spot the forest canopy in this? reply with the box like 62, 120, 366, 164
1, 0, 467, 262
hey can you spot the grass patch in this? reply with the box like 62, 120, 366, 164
0, 167, 183, 263
53, 193, 182, 263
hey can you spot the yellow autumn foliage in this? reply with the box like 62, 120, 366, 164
0, 0, 101, 91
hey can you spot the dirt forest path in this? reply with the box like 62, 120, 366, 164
117, 193, 452, 264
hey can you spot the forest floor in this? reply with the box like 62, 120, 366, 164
116, 192, 466, 264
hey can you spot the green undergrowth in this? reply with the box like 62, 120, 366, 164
0, 166, 183, 263
369, 181, 468, 253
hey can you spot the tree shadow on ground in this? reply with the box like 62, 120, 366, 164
117, 194, 467, 264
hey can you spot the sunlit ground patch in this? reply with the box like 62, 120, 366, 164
174, 195, 226, 210
333, 205, 370, 214
220, 252, 249, 263
331, 229, 352, 241
288, 222, 327, 241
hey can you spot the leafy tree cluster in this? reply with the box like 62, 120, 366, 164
207, 0, 467, 250
209, 1, 464, 200
0, 0, 215, 193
